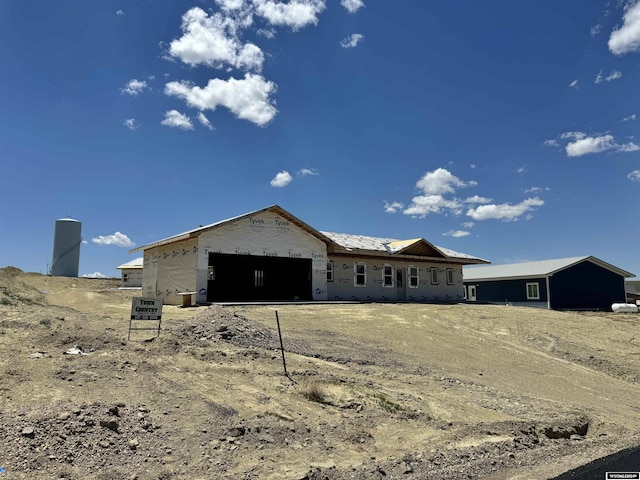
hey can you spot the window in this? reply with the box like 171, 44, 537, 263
354, 262, 366, 287
123, 273, 128, 283
383, 264, 394, 287
254, 270, 264, 287
526, 282, 540, 300
408, 266, 419, 288
326, 261, 334, 282
446, 268, 454, 285
430, 267, 439, 285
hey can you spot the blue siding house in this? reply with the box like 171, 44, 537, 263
463, 256, 634, 311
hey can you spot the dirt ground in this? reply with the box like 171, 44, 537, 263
1, 266, 639, 479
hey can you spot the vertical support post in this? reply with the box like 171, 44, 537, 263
275, 310, 288, 377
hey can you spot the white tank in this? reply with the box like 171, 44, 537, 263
51, 218, 82, 277
611, 303, 638, 313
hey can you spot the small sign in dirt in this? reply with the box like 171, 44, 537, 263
130, 297, 162, 321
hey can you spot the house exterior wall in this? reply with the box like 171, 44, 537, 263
327, 256, 464, 302
120, 268, 143, 288
464, 277, 548, 308
141, 239, 198, 305
196, 210, 328, 303
549, 261, 626, 310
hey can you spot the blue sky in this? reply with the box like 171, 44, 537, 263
1, 0, 639, 279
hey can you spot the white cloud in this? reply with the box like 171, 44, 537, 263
470, 164, 476, 169
591, 24, 601, 37
566, 134, 615, 157
595, 69, 603, 84
165, 74, 278, 126
399, 168, 478, 218
523, 186, 550, 193
82, 272, 110, 279
340, 33, 364, 48
466, 197, 544, 222
465, 195, 492, 204
148, 75, 156, 80
596, 69, 623, 83
383, 201, 404, 214
215, 0, 247, 11
91, 232, 135, 247
609, 0, 640, 55
121, 79, 148, 96
123, 118, 140, 130
415, 168, 474, 195
197, 112, 215, 130
257, 28, 276, 38
403, 195, 463, 218
442, 230, 470, 238
560, 131, 586, 140
628, 170, 640, 182
569, 79, 579, 88
606, 70, 623, 81
169, 7, 263, 71
161, 110, 194, 130
461, 221, 474, 229
116, 10, 125, 16
341, 0, 364, 13
253, 0, 326, 30
297, 168, 318, 177
544, 139, 560, 147
270, 170, 293, 187
517, 165, 527, 174
553, 131, 639, 157
623, 113, 637, 121
618, 142, 640, 152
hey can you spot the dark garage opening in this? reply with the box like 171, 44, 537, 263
207, 253, 312, 302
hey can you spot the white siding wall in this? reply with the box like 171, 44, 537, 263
120, 269, 143, 288
141, 239, 198, 305
196, 211, 328, 303
327, 257, 465, 302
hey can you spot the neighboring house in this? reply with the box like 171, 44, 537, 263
626, 281, 640, 305
130, 205, 488, 305
116, 257, 143, 288
463, 256, 634, 311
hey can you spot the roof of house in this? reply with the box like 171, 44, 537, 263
130, 205, 488, 265
116, 257, 144, 270
463, 256, 634, 281
321, 232, 488, 263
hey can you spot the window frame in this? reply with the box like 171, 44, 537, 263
446, 268, 454, 285
354, 262, 366, 287
382, 264, 394, 287
254, 270, 264, 288
326, 261, 334, 283
430, 267, 440, 285
526, 282, 540, 300
408, 266, 419, 288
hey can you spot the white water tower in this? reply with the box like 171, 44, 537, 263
50, 218, 82, 277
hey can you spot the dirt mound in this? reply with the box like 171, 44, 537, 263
171, 305, 281, 349
0, 401, 171, 479
0, 267, 46, 306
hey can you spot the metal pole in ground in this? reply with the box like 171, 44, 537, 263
275, 310, 289, 378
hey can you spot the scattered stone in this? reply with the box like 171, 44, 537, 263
228, 425, 246, 437
21, 426, 35, 438
99, 419, 119, 432
129, 439, 139, 450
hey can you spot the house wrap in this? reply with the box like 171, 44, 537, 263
130, 205, 488, 305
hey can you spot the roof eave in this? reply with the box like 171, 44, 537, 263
129, 204, 339, 254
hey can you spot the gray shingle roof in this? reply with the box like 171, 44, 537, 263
463, 256, 634, 281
